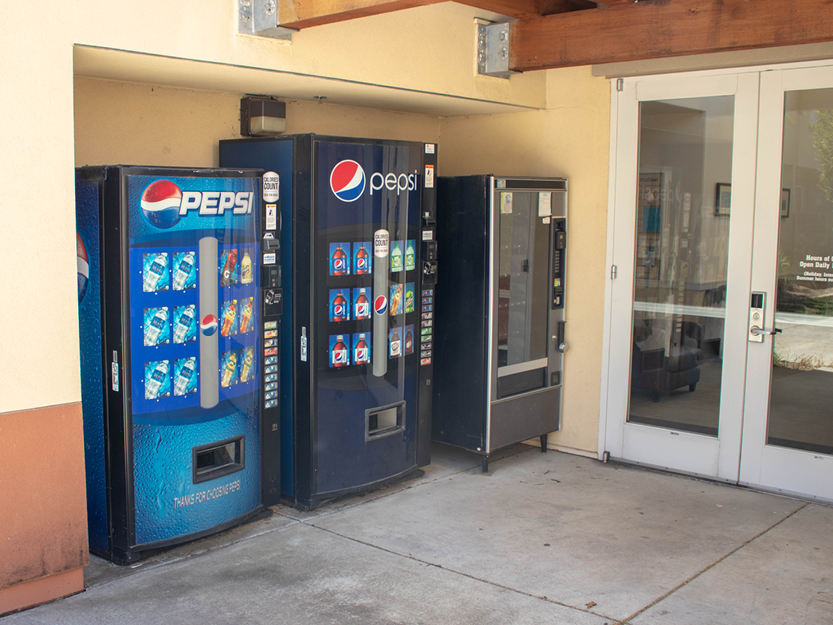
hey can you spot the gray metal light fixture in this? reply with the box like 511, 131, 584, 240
240, 97, 287, 136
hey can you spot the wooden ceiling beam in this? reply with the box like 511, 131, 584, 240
510, 0, 833, 71
277, 0, 595, 30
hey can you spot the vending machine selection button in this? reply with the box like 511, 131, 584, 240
264, 321, 278, 330
265, 365, 277, 374
264, 330, 278, 339
264, 347, 278, 356
420, 358, 432, 366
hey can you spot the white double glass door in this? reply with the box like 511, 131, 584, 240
605, 64, 833, 500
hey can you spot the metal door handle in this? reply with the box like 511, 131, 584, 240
750, 326, 782, 336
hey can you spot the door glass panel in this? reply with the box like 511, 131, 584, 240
628, 97, 734, 435
497, 192, 550, 372
768, 88, 833, 456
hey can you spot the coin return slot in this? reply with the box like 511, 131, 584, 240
193, 436, 245, 484
366, 402, 405, 441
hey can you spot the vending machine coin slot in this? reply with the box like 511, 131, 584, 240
552, 221, 566, 309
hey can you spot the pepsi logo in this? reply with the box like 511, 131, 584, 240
141, 180, 183, 229
330, 160, 366, 203
200, 314, 219, 336
77, 232, 89, 303
374, 295, 388, 315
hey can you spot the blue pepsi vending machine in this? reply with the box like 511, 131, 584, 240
220, 135, 438, 509
75, 166, 281, 564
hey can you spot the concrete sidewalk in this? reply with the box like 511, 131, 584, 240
4, 443, 831, 624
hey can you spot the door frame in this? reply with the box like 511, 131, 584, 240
600, 58, 833, 494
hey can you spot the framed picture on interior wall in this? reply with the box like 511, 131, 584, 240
780, 188, 790, 218
715, 183, 731, 216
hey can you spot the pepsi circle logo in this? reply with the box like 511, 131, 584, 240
141, 180, 183, 229
200, 314, 219, 336
374, 296, 388, 315
330, 160, 366, 202
77, 232, 89, 303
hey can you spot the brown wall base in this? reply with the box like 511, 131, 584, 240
0, 402, 89, 592
0, 568, 84, 616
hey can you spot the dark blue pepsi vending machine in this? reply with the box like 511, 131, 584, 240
220, 135, 438, 509
75, 166, 281, 563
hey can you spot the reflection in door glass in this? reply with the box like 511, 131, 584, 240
768, 89, 833, 456
497, 192, 549, 370
628, 97, 734, 436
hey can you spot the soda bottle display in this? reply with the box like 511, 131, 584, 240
220, 249, 238, 286
332, 291, 349, 322
173, 358, 196, 396
173, 306, 195, 344
354, 244, 371, 274
239, 298, 254, 333
221, 351, 238, 387
405, 283, 415, 313
144, 308, 169, 346
405, 326, 414, 355
354, 288, 370, 320
354, 334, 370, 364
332, 335, 349, 367
221, 300, 237, 337
390, 242, 403, 272
331, 245, 349, 276
239, 347, 254, 383
172, 252, 195, 290
240, 251, 253, 284
390, 328, 402, 358
143, 253, 168, 292
389, 284, 402, 317
405, 240, 415, 271
145, 361, 169, 400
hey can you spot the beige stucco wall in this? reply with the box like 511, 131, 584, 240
1, 0, 545, 416
74, 66, 611, 457
439, 66, 611, 455
74, 78, 441, 167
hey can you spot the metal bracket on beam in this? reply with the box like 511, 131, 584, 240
477, 22, 517, 79
238, 0, 295, 40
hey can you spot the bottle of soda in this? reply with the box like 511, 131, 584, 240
145, 361, 169, 400
332, 245, 349, 276
240, 251, 253, 284
221, 249, 238, 286
239, 348, 254, 382
355, 334, 370, 364
405, 240, 415, 271
391, 243, 403, 272
174, 358, 196, 396
239, 298, 254, 333
221, 351, 238, 387
172, 252, 194, 290
332, 335, 349, 367
144, 308, 169, 346
173, 306, 195, 344
144, 253, 168, 292
355, 245, 370, 274
355, 288, 370, 320
332, 292, 349, 322
405, 327, 413, 355
390, 328, 401, 358
221, 300, 237, 336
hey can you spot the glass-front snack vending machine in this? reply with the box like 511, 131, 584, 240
76, 166, 281, 563
433, 176, 567, 472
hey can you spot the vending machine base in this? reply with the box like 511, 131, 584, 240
432, 175, 567, 472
